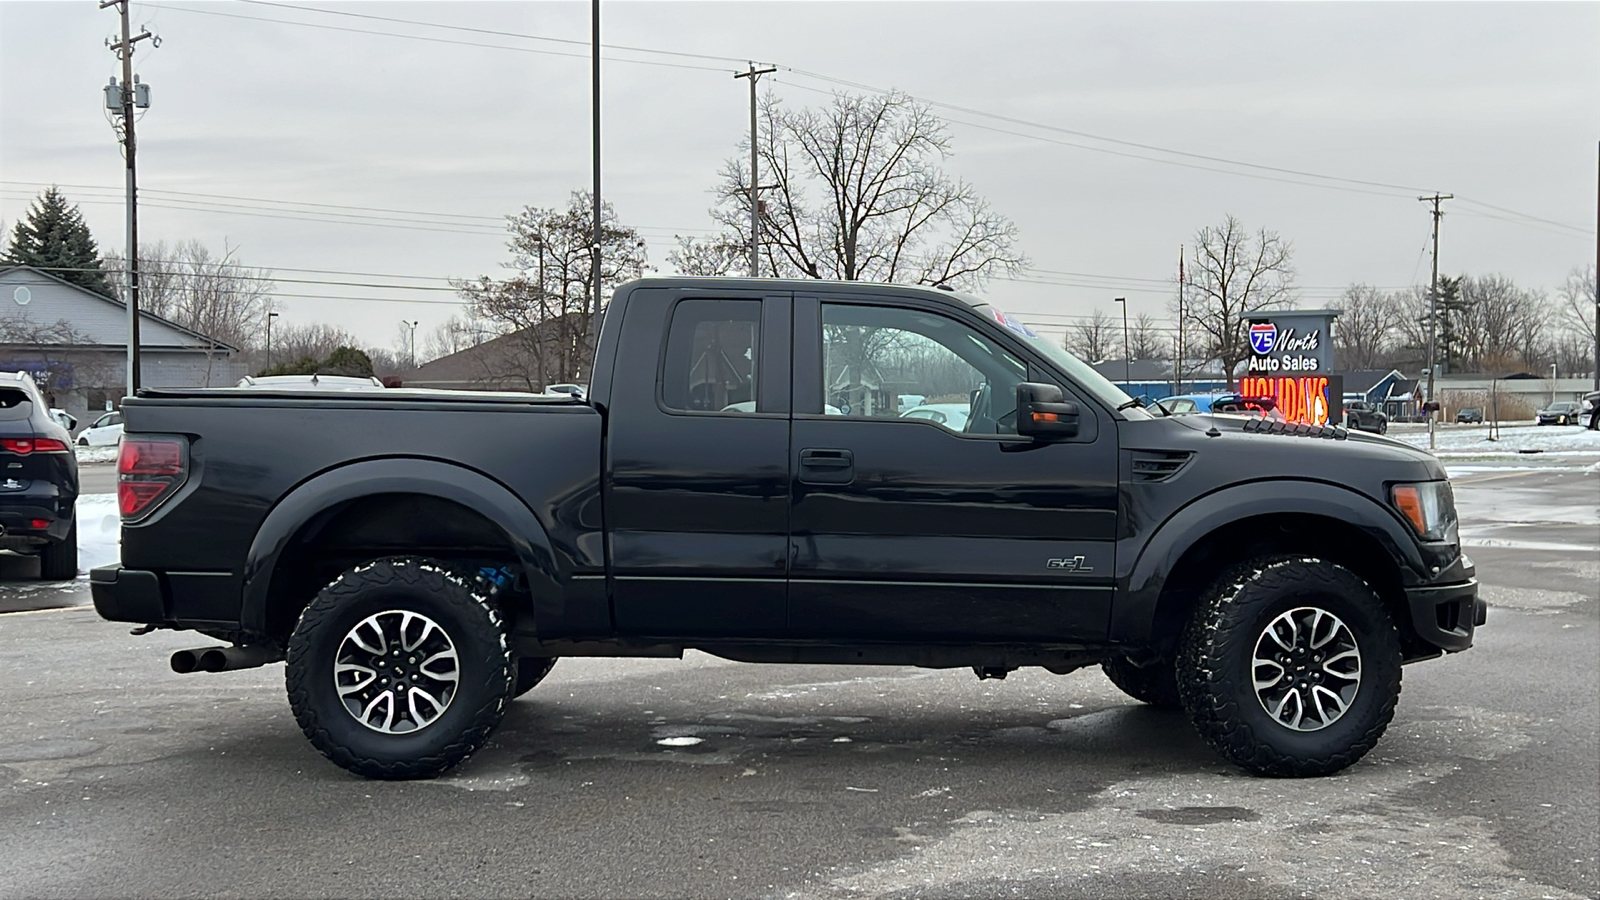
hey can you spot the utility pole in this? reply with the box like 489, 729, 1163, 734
587, 0, 602, 381
405, 320, 419, 369
734, 64, 776, 277
103, 0, 154, 397
1418, 193, 1453, 450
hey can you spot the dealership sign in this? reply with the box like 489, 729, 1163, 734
1245, 310, 1336, 374
1243, 310, 1342, 426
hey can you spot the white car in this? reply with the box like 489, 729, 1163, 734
901, 403, 971, 431
76, 410, 125, 447
235, 374, 387, 391
543, 383, 587, 400
722, 401, 845, 415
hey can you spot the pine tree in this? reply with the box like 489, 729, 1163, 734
2, 187, 116, 298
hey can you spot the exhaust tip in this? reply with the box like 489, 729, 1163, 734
199, 648, 229, 673
170, 649, 200, 674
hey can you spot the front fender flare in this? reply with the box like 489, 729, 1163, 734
1111, 480, 1423, 645
240, 457, 560, 636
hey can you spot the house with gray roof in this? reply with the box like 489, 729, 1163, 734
0, 265, 246, 424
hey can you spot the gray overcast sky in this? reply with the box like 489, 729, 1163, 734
2, 0, 1596, 354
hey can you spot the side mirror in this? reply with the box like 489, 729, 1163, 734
1016, 382, 1080, 438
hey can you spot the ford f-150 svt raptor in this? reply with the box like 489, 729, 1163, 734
92, 277, 1483, 780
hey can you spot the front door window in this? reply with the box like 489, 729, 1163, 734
821, 303, 1026, 435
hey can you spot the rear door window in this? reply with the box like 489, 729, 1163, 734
660, 300, 762, 413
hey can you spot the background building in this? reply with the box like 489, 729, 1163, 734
0, 266, 245, 423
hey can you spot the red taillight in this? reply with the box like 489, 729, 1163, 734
1, 437, 70, 454
118, 439, 184, 476
118, 437, 189, 519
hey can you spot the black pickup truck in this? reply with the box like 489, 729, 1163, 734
92, 277, 1483, 780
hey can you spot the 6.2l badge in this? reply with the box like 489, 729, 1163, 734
1046, 555, 1094, 573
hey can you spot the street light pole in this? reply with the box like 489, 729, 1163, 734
266, 311, 278, 372
405, 320, 419, 370
1114, 297, 1130, 390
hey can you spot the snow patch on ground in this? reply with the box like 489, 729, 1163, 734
74, 445, 118, 464
75, 493, 120, 576
1391, 423, 1600, 457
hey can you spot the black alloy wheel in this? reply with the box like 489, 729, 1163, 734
1177, 556, 1402, 777
286, 557, 514, 780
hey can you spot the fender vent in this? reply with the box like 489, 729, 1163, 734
1240, 418, 1349, 440
1130, 450, 1194, 482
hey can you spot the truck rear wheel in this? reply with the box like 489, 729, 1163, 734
1101, 655, 1182, 708
1177, 556, 1401, 777
285, 557, 514, 780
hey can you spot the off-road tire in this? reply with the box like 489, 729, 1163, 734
1177, 556, 1401, 777
38, 522, 77, 581
1101, 655, 1182, 708
286, 557, 514, 780
513, 656, 558, 698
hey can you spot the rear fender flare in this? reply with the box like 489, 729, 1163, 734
240, 458, 559, 636
1112, 480, 1424, 644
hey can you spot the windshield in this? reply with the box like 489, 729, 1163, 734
973, 304, 1147, 418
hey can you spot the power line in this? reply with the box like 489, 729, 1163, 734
139, 2, 734, 73
235, 0, 753, 66
122, 2, 1590, 238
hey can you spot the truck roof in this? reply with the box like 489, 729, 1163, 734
620, 276, 987, 309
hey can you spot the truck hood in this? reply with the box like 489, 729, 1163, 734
1132, 412, 1446, 484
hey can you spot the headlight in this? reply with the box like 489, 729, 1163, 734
1391, 481, 1457, 541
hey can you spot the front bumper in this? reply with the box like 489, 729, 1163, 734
1403, 555, 1484, 655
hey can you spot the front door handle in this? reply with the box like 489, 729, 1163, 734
799, 448, 854, 484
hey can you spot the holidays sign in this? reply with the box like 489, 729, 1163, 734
1245, 310, 1338, 375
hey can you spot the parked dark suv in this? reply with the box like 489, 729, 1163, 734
1454, 408, 1484, 424
1344, 400, 1389, 434
0, 373, 79, 580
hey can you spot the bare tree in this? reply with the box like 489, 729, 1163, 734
1177, 215, 1296, 387
667, 234, 746, 277
1064, 309, 1116, 362
423, 314, 492, 364
454, 191, 647, 388
672, 90, 1026, 290
1455, 275, 1549, 373
1129, 312, 1167, 360
1556, 263, 1596, 375
1332, 284, 1403, 370
105, 240, 276, 352
269, 322, 360, 365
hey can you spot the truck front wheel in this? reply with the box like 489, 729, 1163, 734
285, 557, 515, 780
1177, 556, 1401, 777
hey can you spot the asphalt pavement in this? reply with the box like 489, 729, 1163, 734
0, 461, 1595, 899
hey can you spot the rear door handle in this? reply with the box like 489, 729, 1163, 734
799, 448, 854, 484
